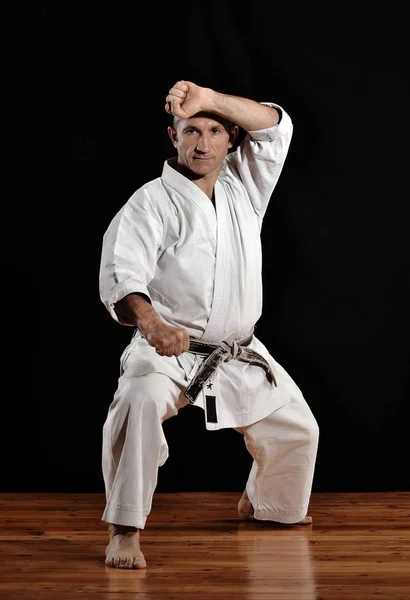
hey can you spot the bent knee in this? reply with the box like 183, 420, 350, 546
112, 373, 182, 420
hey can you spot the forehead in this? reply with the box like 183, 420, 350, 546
177, 112, 231, 131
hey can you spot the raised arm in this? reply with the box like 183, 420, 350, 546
165, 80, 279, 131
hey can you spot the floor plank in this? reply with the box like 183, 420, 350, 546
0, 492, 409, 599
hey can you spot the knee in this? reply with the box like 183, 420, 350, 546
110, 373, 178, 422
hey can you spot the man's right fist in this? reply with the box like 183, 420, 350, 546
144, 319, 190, 357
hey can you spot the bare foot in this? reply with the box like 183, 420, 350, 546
105, 524, 147, 569
238, 490, 313, 525
238, 489, 256, 520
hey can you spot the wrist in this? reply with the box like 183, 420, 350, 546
137, 311, 161, 335
201, 86, 218, 113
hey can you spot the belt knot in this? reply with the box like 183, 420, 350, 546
220, 340, 242, 360
184, 332, 277, 405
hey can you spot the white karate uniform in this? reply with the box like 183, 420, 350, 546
99, 103, 319, 527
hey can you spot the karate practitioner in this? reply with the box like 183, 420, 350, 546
99, 80, 319, 569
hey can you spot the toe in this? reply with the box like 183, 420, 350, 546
119, 557, 132, 568
133, 557, 147, 569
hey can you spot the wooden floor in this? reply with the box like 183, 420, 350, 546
0, 492, 409, 600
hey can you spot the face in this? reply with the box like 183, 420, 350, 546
168, 112, 238, 179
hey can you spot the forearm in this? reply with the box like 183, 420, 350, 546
114, 293, 160, 330
114, 293, 190, 356
166, 80, 280, 130
203, 89, 279, 131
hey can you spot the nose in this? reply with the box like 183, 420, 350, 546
196, 134, 210, 153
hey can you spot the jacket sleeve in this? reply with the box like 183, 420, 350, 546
99, 189, 164, 323
224, 102, 293, 223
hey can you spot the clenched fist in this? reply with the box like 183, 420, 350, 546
143, 318, 190, 357
165, 80, 210, 120
114, 293, 190, 358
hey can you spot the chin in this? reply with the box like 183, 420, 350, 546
191, 160, 216, 172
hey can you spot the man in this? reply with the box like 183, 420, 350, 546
99, 80, 319, 569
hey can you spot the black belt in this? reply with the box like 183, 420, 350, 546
184, 333, 277, 404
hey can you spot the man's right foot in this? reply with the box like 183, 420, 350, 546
105, 524, 146, 569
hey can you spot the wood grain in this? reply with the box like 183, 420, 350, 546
0, 492, 409, 599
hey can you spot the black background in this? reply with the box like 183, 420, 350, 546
7, 7, 409, 494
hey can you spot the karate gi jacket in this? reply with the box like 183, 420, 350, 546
100, 103, 297, 430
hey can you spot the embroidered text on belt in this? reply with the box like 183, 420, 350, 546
184, 334, 278, 404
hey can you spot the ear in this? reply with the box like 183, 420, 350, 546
167, 126, 178, 148
228, 125, 239, 148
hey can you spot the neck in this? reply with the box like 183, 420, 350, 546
192, 176, 217, 201
176, 164, 218, 201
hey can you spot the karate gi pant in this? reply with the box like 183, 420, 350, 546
101, 372, 319, 528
